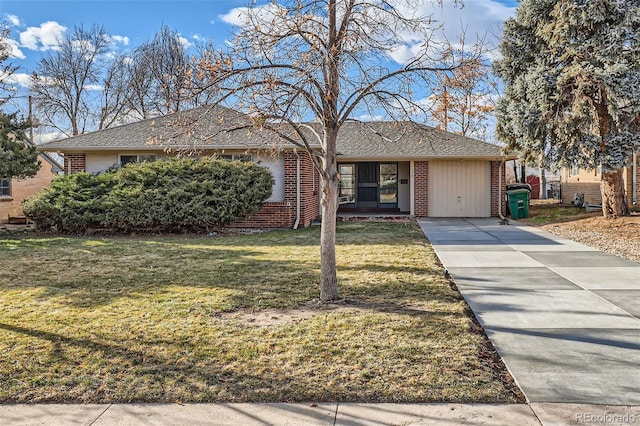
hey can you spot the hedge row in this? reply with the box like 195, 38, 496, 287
23, 158, 273, 233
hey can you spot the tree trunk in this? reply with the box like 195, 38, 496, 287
540, 167, 547, 199
319, 130, 340, 302
601, 169, 629, 218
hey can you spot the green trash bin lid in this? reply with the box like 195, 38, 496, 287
506, 188, 530, 195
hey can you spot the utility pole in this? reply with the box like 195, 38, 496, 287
28, 95, 34, 143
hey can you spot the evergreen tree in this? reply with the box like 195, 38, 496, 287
494, 0, 640, 217
0, 112, 40, 180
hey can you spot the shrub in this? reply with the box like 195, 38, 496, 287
22, 172, 111, 233
23, 157, 273, 233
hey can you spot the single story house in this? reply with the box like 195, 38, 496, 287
561, 158, 639, 207
1, 142, 63, 224
37, 106, 516, 228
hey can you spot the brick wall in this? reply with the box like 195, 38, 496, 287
414, 161, 429, 217
561, 182, 602, 205
490, 161, 505, 217
231, 202, 294, 228
624, 161, 640, 208
561, 159, 639, 207
64, 153, 86, 174
0, 164, 57, 223
233, 150, 320, 228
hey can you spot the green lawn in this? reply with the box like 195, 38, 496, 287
0, 222, 522, 403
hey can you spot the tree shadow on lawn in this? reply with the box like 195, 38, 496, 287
1, 225, 446, 311
0, 304, 510, 404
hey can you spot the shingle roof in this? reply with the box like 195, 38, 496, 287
38, 106, 511, 159
334, 121, 508, 159
37, 105, 277, 151
24, 137, 64, 173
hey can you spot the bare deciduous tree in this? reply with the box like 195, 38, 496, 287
126, 25, 196, 119
30, 25, 111, 136
430, 41, 498, 139
97, 53, 131, 129
195, 0, 470, 301
0, 26, 19, 105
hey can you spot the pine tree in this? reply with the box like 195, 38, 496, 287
494, 0, 640, 217
0, 112, 41, 180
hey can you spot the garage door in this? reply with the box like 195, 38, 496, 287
428, 160, 491, 217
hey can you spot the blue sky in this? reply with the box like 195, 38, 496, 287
2, 0, 518, 81
1, 0, 518, 139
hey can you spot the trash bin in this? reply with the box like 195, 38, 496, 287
507, 188, 530, 219
506, 183, 532, 192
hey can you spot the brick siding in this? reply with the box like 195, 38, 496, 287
233, 150, 319, 228
414, 161, 429, 217
561, 182, 602, 205
231, 202, 294, 228
64, 153, 86, 174
490, 161, 505, 217
0, 164, 57, 223
561, 160, 639, 207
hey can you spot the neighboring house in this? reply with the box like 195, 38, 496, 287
504, 161, 561, 200
561, 158, 639, 207
37, 106, 516, 228
1, 143, 63, 224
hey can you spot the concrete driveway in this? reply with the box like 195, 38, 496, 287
418, 218, 640, 405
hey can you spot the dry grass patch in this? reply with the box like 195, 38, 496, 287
522, 204, 640, 262
0, 222, 522, 403
522, 203, 600, 225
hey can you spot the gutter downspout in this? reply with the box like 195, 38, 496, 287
498, 158, 507, 223
633, 151, 637, 205
293, 149, 301, 229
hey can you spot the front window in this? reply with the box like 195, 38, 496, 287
0, 178, 10, 197
570, 165, 579, 176
218, 154, 253, 162
120, 154, 156, 166
596, 164, 602, 176
338, 164, 355, 204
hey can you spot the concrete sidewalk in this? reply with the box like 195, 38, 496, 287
418, 218, 640, 407
2, 402, 640, 425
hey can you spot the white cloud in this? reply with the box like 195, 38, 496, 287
389, 41, 427, 65
34, 131, 63, 145
427, 0, 515, 42
5, 38, 26, 59
388, 0, 516, 64
3, 72, 32, 88
220, 3, 283, 27
220, 7, 249, 26
4, 14, 21, 26
19, 21, 67, 51
354, 114, 385, 122
178, 35, 192, 49
84, 84, 103, 91
111, 35, 129, 45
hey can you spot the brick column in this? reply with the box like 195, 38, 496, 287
284, 150, 320, 228
414, 161, 429, 217
64, 153, 86, 174
491, 160, 505, 217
